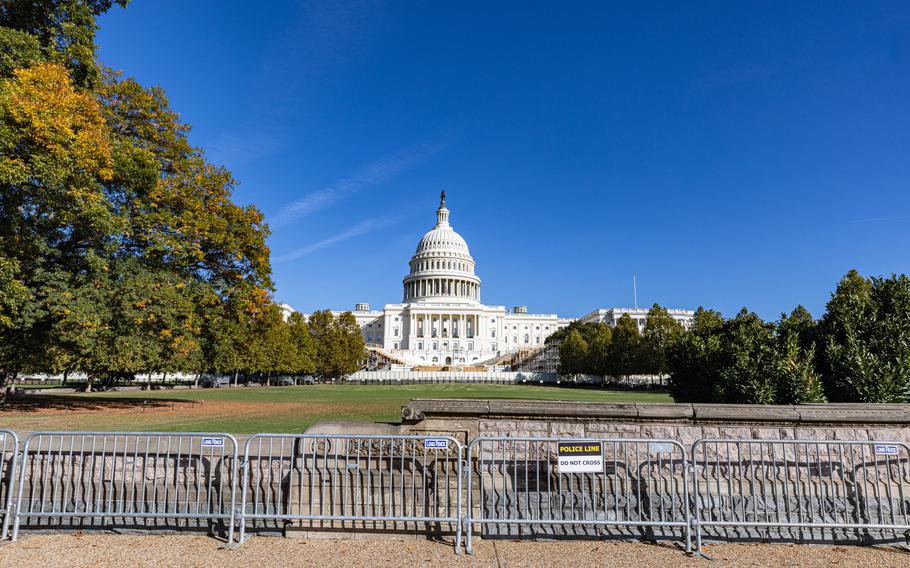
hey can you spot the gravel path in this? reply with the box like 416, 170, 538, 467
2, 535, 910, 568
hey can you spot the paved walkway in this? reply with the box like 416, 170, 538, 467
2, 535, 910, 567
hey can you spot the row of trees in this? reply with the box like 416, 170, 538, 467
668, 270, 910, 404
555, 305, 684, 378
0, 2, 366, 399
555, 270, 910, 404
666, 306, 823, 404
203, 307, 364, 387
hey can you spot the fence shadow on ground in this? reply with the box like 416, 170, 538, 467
0, 394, 197, 414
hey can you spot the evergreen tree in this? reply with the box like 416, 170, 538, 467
667, 322, 725, 402
818, 270, 910, 402
718, 309, 779, 404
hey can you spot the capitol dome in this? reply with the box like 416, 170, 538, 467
415, 225, 470, 256
402, 192, 481, 304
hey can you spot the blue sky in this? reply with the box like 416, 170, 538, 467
96, 1, 910, 320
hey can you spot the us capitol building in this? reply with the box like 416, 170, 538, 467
293, 193, 694, 369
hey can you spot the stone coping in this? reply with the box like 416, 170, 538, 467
400, 399, 910, 425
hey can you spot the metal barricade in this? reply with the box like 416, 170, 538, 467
1, 429, 18, 539
465, 437, 691, 554
11, 432, 238, 541
238, 434, 463, 550
691, 439, 910, 550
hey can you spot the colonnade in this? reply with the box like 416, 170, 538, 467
403, 278, 479, 301
411, 313, 482, 341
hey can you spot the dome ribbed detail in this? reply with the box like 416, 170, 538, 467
415, 226, 470, 255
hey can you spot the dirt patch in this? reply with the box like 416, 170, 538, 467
0, 397, 396, 432
1, 535, 909, 568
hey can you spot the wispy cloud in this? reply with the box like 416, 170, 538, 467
273, 217, 399, 262
270, 143, 444, 228
207, 132, 282, 168
849, 215, 910, 224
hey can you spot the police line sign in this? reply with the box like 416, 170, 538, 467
557, 441, 603, 473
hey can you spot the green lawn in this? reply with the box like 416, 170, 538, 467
0, 384, 672, 433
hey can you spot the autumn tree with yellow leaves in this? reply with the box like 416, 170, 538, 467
0, 1, 344, 399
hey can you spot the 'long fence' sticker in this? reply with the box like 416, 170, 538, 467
874, 444, 899, 456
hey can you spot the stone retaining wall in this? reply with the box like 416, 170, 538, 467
399, 400, 910, 544
399, 400, 910, 445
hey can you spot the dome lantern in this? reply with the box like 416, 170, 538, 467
436, 190, 449, 227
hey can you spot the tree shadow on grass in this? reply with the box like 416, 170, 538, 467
0, 394, 199, 414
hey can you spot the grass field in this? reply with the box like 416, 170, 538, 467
0, 384, 672, 433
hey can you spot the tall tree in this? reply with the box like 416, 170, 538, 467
0, 4, 274, 400
641, 304, 683, 376
287, 312, 316, 376
309, 310, 336, 379
558, 328, 588, 376
0, 63, 115, 398
606, 314, 642, 377
585, 323, 612, 378
336, 312, 365, 379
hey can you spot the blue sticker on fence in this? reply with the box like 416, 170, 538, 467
201, 437, 224, 447
648, 442, 675, 454
874, 444, 899, 456
424, 439, 449, 450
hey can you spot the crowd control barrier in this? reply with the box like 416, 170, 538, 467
237, 434, 463, 550
1, 429, 18, 539
2, 429, 910, 556
691, 438, 910, 551
464, 437, 690, 554
10, 432, 238, 541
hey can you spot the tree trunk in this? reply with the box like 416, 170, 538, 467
194, 372, 201, 389
0, 370, 11, 405
62, 369, 69, 386
233, 370, 239, 388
